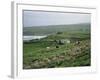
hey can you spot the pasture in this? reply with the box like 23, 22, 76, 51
23, 23, 91, 69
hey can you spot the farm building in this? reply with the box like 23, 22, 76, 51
60, 39, 70, 44
55, 39, 70, 45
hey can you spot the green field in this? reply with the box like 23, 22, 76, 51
23, 23, 91, 69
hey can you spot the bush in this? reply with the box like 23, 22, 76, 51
57, 32, 63, 34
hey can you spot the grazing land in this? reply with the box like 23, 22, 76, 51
23, 23, 91, 69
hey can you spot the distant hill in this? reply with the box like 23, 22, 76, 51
23, 23, 90, 36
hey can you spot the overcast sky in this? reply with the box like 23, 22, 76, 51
23, 10, 91, 27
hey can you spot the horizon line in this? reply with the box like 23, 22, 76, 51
23, 22, 90, 27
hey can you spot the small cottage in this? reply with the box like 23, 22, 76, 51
61, 39, 70, 44
55, 39, 70, 45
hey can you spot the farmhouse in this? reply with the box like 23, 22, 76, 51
61, 39, 70, 44
55, 39, 70, 45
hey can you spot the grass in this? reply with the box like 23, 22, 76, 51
23, 30, 91, 69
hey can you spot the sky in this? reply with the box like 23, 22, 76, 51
23, 10, 91, 27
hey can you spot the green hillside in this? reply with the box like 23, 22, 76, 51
23, 23, 90, 35
23, 23, 91, 69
